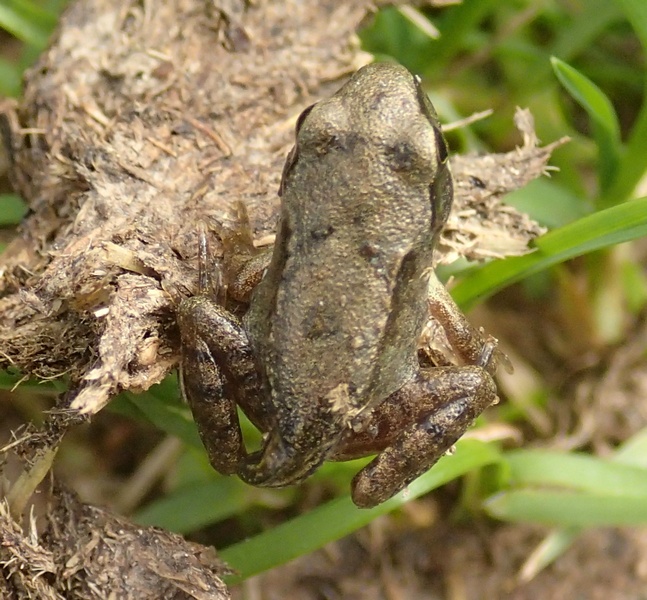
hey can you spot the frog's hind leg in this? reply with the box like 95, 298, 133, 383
178, 296, 265, 475
337, 363, 497, 508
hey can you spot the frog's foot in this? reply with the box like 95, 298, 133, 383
238, 430, 331, 488
345, 365, 497, 508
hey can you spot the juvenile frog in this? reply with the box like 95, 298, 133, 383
178, 62, 500, 508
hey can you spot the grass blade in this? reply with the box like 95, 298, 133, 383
0, 60, 22, 97
452, 196, 647, 310
0, 194, 28, 225
486, 445, 647, 526
0, 2, 55, 47
111, 391, 203, 450
220, 439, 500, 582
614, 0, 647, 50
486, 490, 647, 526
517, 426, 647, 579
134, 477, 258, 533
551, 57, 621, 195
504, 449, 647, 496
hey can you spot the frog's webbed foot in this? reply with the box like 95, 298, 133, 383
336, 355, 497, 508
237, 430, 331, 489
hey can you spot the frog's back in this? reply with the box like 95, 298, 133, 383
245, 62, 452, 434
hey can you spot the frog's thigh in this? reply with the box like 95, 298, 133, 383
178, 296, 252, 475
350, 366, 496, 508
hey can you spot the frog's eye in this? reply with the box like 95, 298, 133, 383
433, 126, 449, 164
294, 103, 316, 136
279, 104, 317, 196
278, 145, 297, 197
429, 163, 453, 231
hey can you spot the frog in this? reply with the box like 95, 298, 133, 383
177, 62, 501, 508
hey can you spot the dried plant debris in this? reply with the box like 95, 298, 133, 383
0, 0, 563, 421
0, 489, 230, 600
0, 503, 61, 600
443, 108, 567, 263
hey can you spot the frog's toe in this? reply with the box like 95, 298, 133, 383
238, 434, 325, 488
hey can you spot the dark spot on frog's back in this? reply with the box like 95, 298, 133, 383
385, 141, 416, 172
369, 90, 387, 111
310, 224, 335, 241
315, 130, 362, 157
359, 242, 380, 262
303, 303, 340, 340
352, 201, 378, 227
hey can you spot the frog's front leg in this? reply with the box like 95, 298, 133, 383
427, 271, 511, 376
335, 354, 497, 508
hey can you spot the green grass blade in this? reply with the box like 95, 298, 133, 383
504, 449, 647, 495
550, 57, 620, 146
614, 0, 647, 50
0, 2, 56, 47
551, 0, 622, 61
0, 194, 28, 225
429, 0, 497, 67
597, 0, 647, 204
0, 369, 64, 393
551, 57, 621, 196
602, 92, 647, 204
452, 196, 647, 310
614, 427, 647, 468
486, 447, 647, 526
534, 196, 647, 255
112, 391, 203, 450
515, 426, 647, 579
134, 477, 257, 533
517, 527, 581, 582
220, 439, 501, 583
0, 59, 22, 97
503, 178, 591, 229
485, 490, 647, 526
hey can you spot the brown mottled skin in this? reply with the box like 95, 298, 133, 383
177, 63, 499, 508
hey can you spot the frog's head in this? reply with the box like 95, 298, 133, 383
280, 61, 454, 246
